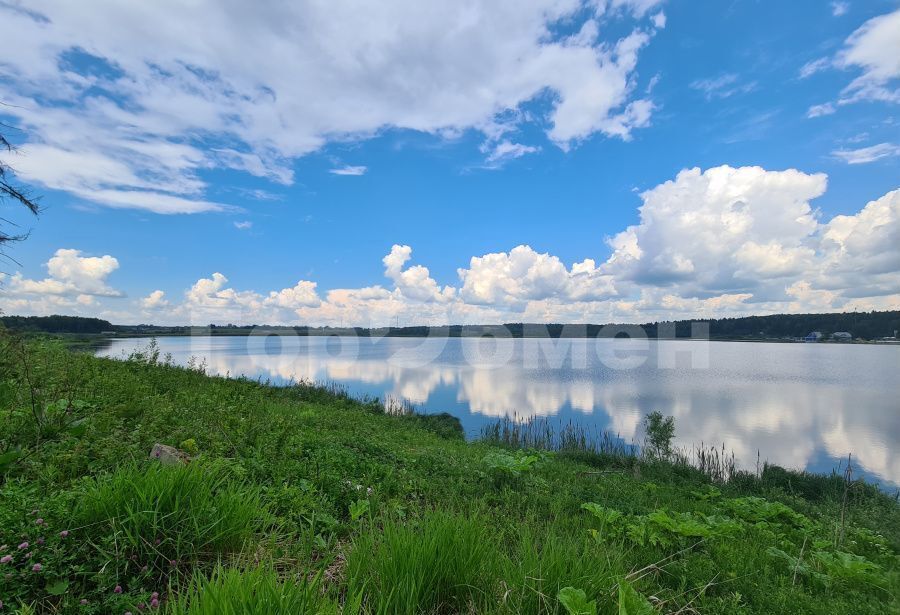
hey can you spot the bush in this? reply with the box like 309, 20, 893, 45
642, 411, 675, 459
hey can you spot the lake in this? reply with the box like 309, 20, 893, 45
96, 335, 900, 488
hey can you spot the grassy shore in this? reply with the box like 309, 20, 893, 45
0, 335, 897, 613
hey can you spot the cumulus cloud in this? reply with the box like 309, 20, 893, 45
140, 290, 169, 309
0, 248, 124, 316
604, 166, 825, 300
818, 189, 900, 297
6, 249, 122, 298
383, 245, 455, 303
265, 281, 322, 309
8, 166, 898, 324
458, 245, 615, 308
0, 1, 663, 214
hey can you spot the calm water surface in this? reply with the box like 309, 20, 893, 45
97, 336, 900, 488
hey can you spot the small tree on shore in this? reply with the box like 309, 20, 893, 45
643, 411, 675, 459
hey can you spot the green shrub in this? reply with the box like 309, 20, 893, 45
642, 411, 675, 459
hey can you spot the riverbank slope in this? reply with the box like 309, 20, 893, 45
0, 337, 897, 613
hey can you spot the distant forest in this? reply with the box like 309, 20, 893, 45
3, 310, 899, 340
0, 315, 114, 334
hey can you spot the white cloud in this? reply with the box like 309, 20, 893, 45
799, 57, 831, 79
181, 172, 896, 322
383, 245, 456, 302
835, 8, 900, 105
598, 0, 666, 18
265, 281, 322, 309
483, 140, 540, 166
140, 290, 169, 309
6, 249, 122, 297
831, 2, 849, 17
0, 1, 663, 213
0, 249, 124, 316
7, 167, 898, 324
806, 103, 836, 118
233, 221, 253, 230
457, 245, 617, 308
831, 142, 900, 164
604, 166, 825, 300
690, 73, 756, 100
329, 166, 368, 176
819, 189, 900, 297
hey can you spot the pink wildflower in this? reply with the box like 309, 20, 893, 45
35, 518, 44, 526
32, 563, 42, 572
1, 555, 12, 564
17, 542, 28, 550
150, 598, 159, 608
114, 585, 123, 594
60, 530, 69, 539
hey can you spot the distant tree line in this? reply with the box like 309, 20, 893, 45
506, 311, 900, 340
1, 315, 113, 334
2, 310, 898, 340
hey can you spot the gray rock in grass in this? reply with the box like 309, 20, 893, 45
149, 443, 190, 465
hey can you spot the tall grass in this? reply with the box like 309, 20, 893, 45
168, 566, 344, 614
481, 417, 635, 458
481, 416, 744, 483
76, 460, 269, 567
345, 511, 495, 614
496, 525, 624, 615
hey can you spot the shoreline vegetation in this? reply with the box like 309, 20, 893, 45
0, 333, 898, 613
2, 310, 899, 344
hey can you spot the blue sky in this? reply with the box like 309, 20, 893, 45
0, 0, 898, 325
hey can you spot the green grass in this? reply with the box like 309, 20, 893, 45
0, 334, 897, 613
76, 461, 270, 569
168, 566, 343, 614
346, 510, 494, 614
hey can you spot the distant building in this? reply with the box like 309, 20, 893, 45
804, 331, 823, 342
832, 331, 852, 341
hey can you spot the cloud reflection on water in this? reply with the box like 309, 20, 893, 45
99, 337, 899, 487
